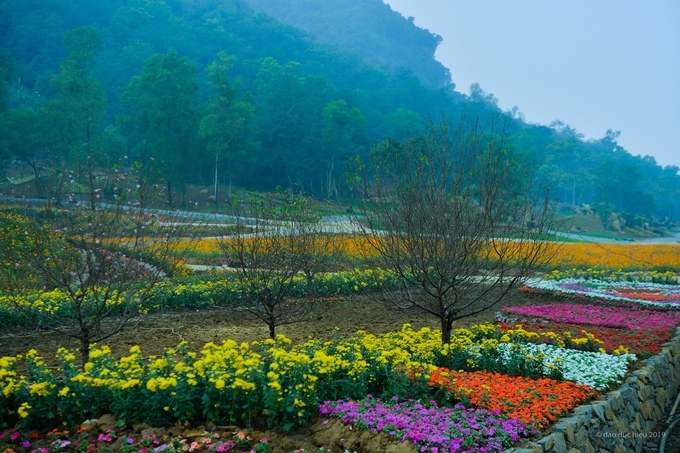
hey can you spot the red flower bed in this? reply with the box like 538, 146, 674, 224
428, 368, 599, 429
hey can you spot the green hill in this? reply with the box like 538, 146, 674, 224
0, 0, 678, 224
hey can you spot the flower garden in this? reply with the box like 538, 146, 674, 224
1, 232, 679, 452
0, 320, 627, 452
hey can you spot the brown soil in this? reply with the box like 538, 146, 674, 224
0, 292, 542, 361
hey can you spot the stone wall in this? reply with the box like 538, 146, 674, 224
507, 327, 680, 453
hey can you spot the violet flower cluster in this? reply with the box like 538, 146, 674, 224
319, 396, 535, 453
505, 303, 680, 331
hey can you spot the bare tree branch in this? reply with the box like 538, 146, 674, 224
1, 159, 188, 366
351, 114, 558, 343
218, 190, 340, 338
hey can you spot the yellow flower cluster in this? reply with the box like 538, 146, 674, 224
0, 268, 401, 325
0, 288, 128, 317
0, 356, 25, 399
499, 323, 604, 352
196, 339, 260, 393
169, 238, 223, 257
0, 325, 440, 427
0, 289, 65, 315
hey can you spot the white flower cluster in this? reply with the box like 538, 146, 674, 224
495, 342, 636, 390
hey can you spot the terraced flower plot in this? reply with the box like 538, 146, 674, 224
1, 267, 679, 452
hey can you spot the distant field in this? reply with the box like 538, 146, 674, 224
549, 242, 680, 271
171, 234, 680, 272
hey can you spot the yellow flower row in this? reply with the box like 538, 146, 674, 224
166, 234, 381, 260
0, 289, 127, 315
0, 268, 400, 321
1, 322, 569, 430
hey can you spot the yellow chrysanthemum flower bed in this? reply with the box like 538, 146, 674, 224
0, 323, 576, 432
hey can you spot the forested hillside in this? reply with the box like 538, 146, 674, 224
0, 0, 678, 224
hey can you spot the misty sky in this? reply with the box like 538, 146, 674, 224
384, 0, 680, 168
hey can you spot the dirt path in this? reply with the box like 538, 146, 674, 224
0, 291, 546, 363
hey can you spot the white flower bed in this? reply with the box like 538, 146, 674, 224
495, 343, 636, 391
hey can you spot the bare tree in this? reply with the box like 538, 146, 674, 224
219, 190, 338, 339
351, 115, 557, 343
2, 161, 185, 365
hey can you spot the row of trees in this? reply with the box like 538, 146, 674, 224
1, 26, 375, 205
509, 123, 679, 223
2, 116, 556, 363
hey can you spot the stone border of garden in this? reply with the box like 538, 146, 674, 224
507, 327, 680, 453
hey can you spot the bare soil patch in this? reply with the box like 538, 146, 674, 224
0, 291, 546, 361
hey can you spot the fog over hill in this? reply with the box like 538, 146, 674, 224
244, 0, 452, 89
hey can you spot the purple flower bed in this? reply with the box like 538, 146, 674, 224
504, 303, 680, 331
319, 396, 536, 453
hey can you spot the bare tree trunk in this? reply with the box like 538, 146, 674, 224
327, 156, 335, 199
88, 159, 96, 211
214, 148, 219, 212
27, 155, 45, 199
80, 327, 91, 367
167, 180, 173, 209
440, 317, 452, 344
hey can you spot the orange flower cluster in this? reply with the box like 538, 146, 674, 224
165, 234, 381, 260
126, 232, 680, 272
337, 237, 680, 271
547, 242, 680, 271
332, 234, 380, 259
428, 367, 599, 429
611, 290, 669, 302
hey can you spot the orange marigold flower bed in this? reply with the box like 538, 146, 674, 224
428, 368, 599, 429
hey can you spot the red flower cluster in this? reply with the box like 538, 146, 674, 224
428, 367, 599, 429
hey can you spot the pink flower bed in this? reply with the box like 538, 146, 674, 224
503, 303, 680, 331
